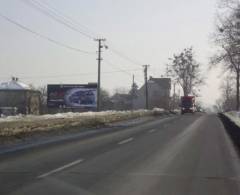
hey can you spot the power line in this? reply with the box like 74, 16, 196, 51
104, 59, 143, 83
107, 43, 143, 67
6, 0, 147, 86
23, 0, 143, 68
23, 0, 144, 69
33, 0, 100, 38
105, 59, 137, 76
109, 48, 141, 67
22, 0, 95, 40
0, 13, 95, 54
0, 69, 143, 80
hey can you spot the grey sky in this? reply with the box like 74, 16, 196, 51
0, 0, 220, 106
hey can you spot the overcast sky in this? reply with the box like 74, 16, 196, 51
0, 0, 220, 107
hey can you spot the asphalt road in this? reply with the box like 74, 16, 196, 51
1, 113, 240, 195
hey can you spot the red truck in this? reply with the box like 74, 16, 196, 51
180, 96, 196, 114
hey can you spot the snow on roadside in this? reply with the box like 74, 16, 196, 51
224, 111, 240, 127
0, 110, 150, 123
152, 107, 165, 112
0, 109, 169, 137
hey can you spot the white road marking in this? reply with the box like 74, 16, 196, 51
118, 138, 134, 145
37, 159, 84, 179
148, 129, 156, 133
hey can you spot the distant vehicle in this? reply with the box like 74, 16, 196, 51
180, 96, 196, 114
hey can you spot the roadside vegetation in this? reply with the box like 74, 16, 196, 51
0, 109, 169, 138
219, 112, 240, 155
212, 0, 240, 111
166, 47, 204, 96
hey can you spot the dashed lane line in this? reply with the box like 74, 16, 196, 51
148, 129, 156, 133
118, 138, 134, 145
37, 159, 84, 179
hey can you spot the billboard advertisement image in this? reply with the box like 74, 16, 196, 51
47, 84, 97, 108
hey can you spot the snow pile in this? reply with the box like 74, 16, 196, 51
224, 111, 240, 127
0, 110, 150, 123
152, 107, 165, 112
152, 107, 167, 115
173, 109, 181, 114
0, 109, 161, 137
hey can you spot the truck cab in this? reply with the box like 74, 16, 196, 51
181, 96, 196, 114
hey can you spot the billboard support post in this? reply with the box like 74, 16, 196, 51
95, 38, 106, 112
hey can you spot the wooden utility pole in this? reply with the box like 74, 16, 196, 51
143, 65, 150, 109
95, 38, 106, 111
131, 74, 135, 110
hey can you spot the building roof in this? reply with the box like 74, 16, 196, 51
139, 77, 171, 91
0, 78, 31, 90
149, 77, 171, 89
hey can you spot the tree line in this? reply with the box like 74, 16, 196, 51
212, 0, 240, 112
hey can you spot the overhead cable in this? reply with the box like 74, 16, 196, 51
1, 68, 142, 80
0, 13, 95, 54
23, 0, 144, 68
22, 0, 95, 40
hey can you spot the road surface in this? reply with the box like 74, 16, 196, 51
1, 113, 240, 195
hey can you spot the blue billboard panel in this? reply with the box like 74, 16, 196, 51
47, 84, 97, 108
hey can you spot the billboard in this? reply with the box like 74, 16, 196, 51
47, 84, 97, 108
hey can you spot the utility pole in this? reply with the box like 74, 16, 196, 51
173, 82, 176, 109
131, 74, 135, 110
95, 38, 106, 111
143, 65, 150, 109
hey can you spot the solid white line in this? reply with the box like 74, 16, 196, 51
37, 159, 84, 179
148, 129, 156, 133
118, 138, 134, 145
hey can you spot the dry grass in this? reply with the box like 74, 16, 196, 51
0, 110, 163, 138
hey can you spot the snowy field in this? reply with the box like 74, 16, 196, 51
0, 109, 167, 137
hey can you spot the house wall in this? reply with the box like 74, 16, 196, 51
133, 78, 171, 110
0, 90, 40, 114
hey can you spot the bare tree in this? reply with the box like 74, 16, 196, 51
213, 99, 224, 113
38, 86, 47, 105
36, 85, 47, 114
212, 0, 240, 110
100, 88, 112, 110
218, 0, 239, 10
114, 87, 129, 95
129, 80, 138, 109
215, 75, 236, 111
167, 47, 203, 96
